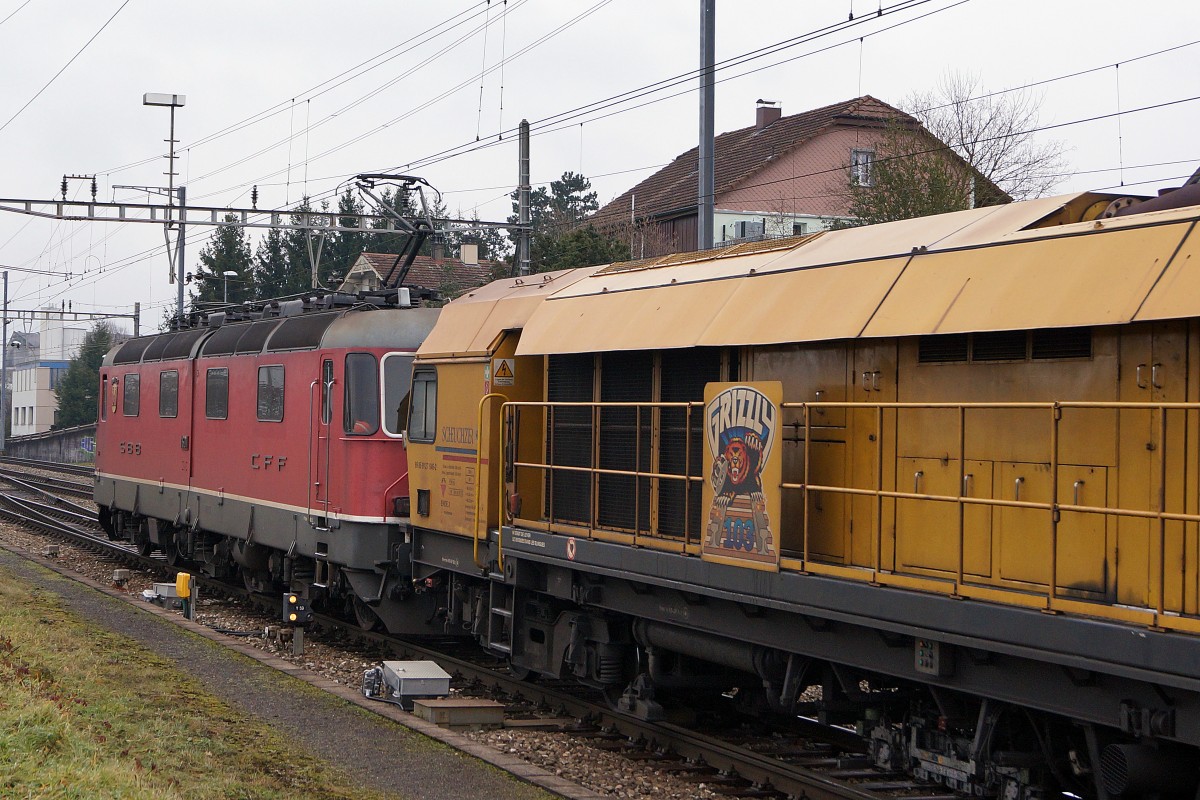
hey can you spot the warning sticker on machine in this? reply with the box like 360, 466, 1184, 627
493, 358, 515, 386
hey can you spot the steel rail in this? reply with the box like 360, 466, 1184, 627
0, 455, 95, 476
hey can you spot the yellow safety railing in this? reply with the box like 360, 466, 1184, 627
503, 401, 705, 551
500, 398, 1200, 634
473, 393, 509, 570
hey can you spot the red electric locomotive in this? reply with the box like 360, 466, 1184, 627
95, 293, 440, 633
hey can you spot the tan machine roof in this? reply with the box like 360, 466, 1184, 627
510, 193, 1200, 355
417, 267, 593, 357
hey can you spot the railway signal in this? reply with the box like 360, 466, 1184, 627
282, 592, 312, 626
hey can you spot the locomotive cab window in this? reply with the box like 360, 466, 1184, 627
344, 353, 379, 435
257, 365, 285, 422
122, 374, 140, 417
408, 368, 437, 443
382, 353, 414, 437
159, 370, 178, 418
320, 359, 333, 425
100, 373, 108, 421
206, 368, 229, 420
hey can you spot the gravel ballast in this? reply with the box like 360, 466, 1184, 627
0, 518, 721, 800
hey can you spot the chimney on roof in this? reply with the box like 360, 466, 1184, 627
756, 99, 780, 130
460, 243, 479, 266
432, 238, 445, 262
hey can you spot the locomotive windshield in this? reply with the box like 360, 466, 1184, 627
344, 353, 379, 435
382, 354, 414, 437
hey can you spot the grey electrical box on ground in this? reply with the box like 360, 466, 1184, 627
363, 661, 451, 708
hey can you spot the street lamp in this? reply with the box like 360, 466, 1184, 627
222, 271, 237, 304
143, 93, 187, 320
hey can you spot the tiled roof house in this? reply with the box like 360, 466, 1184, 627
591, 95, 1004, 258
337, 250, 497, 298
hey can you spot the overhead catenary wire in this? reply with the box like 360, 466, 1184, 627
94, 1, 501, 177
188, 0, 949, 206
4, 7, 1195, 299
0, 0, 32, 29
181, 0, 537, 191
0, 0, 132, 136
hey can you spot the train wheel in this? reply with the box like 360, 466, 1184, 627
134, 520, 154, 557
353, 596, 383, 631
242, 568, 272, 595
162, 537, 180, 566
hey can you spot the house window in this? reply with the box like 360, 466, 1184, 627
792, 222, 808, 236
206, 368, 229, 420
851, 148, 875, 186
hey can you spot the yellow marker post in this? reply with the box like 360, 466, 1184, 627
175, 572, 196, 620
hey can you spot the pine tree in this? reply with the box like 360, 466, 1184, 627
252, 227, 291, 300
367, 188, 419, 258
281, 197, 321, 295
367, 187, 446, 259
507, 171, 624, 271
324, 187, 367, 288
53, 323, 113, 429
190, 214, 253, 309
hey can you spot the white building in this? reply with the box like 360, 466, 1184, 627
10, 312, 88, 435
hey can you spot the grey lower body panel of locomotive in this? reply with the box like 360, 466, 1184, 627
95, 474, 393, 569
431, 523, 1199, 750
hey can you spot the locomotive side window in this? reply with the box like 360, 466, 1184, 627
382, 354, 414, 437
122, 374, 140, 417
99, 373, 108, 421
257, 365, 285, 422
321, 360, 333, 425
206, 368, 229, 420
344, 353, 379, 435
408, 369, 437, 443
159, 370, 179, 418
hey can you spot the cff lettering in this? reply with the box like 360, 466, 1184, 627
250, 454, 288, 471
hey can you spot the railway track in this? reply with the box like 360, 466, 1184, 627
0, 455, 94, 476
0, 459, 952, 800
0, 467, 93, 498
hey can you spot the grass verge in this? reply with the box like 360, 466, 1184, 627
0, 565, 400, 800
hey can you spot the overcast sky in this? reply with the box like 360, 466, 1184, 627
0, 0, 1196, 330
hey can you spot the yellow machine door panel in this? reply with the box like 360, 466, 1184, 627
754, 344, 850, 428
789, 440, 848, 561
849, 341, 897, 570
994, 461, 1054, 586
1056, 465, 1109, 597
895, 457, 993, 577
1116, 322, 1189, 609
